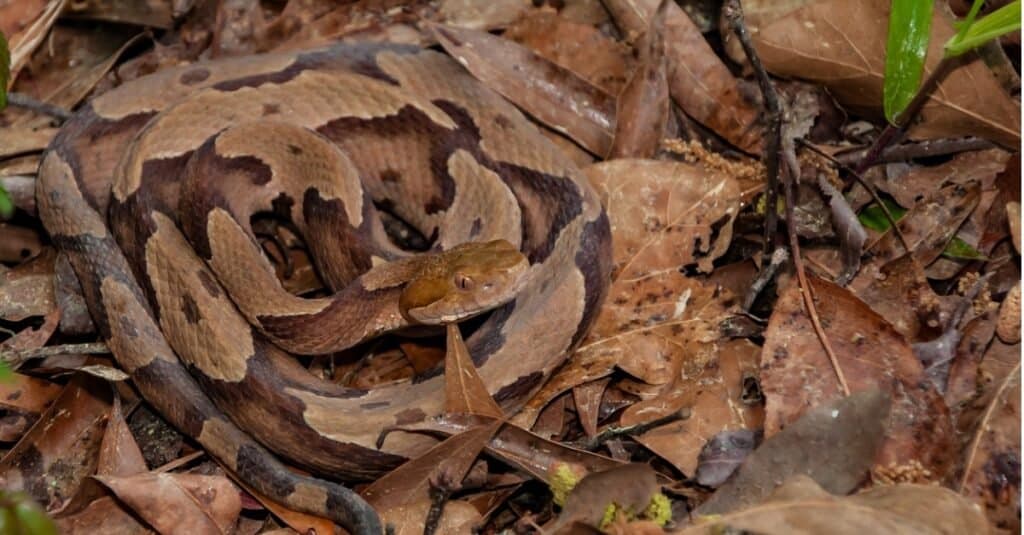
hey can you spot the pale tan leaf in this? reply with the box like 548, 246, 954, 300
445, 324, 504, 419
96, 473, 242, 535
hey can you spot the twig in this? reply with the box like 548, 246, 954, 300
572, 408, 690, 451
725, 0, 850, 396
6, 93, 73, 121
836, 137, 995, 167
723, 0, 780, 254
798, 139, 910, 253
854, 58, 957, 174
782, 159, 851, 395
743, 246, 788, 311
0, 341, 109, 369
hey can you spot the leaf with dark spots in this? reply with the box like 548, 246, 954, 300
547, 463, 659, 533
866, 182, 981, 270
760, 276, 956, 480
684, 475, 990, 534
607, 0, 670, 159
696, 390, 890, 516
0, 248, 56, 322
603, 0, 764, 153
444, 324, 504, 419
96, 472, 241, 535
362, 421, 500, 511
381, 414, 622, 484
957, 338, 1020, 533
514, 160, 739, 427
0, 374, 61, 415
618, 338, 763, 478
429, 22, 616, 156
695, 429, 760, 488
0, 375, 112, 511
854, 255, 948, 343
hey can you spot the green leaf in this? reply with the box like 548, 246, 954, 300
0, 492, 57, 535
0, 30, 8, 110
858, 199, 986, 260
884, 0, 934, 123
945, 0, 1022, 57
858, 198, 907, 232
0, 185, 13, 220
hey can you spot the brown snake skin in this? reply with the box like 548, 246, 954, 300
37, 42, 612, 533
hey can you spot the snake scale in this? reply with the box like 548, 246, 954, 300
37, 42, 612, 533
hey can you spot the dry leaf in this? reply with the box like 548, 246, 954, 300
0, 376, 113, 511
696, 390, 889, 515
445, 324, 504, 419
97, 396, 148, 477
746, 0, 1020, 147
54, 496, 153, 535
604, 0, 764, 153
0, 373, 61, 414
383, 414, 621, 484
608, 0, 670, 159
573, 378, 610, 438
381, 499, 480, 535
96, 472, 242, 535
618, 338, 763, 477
504, 9, 634, 94
0, 249, 56, 322
958, 342, 1020, 533
761, 276, 956, 478
514, 160, 740, 426
684, 475, 990, 534
363, 422, 500, 511
430, 22, 616, 155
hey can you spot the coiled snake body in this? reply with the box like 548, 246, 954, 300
37, 42, 611, 533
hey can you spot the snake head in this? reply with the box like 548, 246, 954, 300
399, 239, 529, 325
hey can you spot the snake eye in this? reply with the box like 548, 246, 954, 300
454, 272, 474, 291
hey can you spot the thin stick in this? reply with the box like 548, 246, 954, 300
782, 157, 851, 395
743, 246, 788, 311
572, 408, 690, 451
723, 0, 780, 254
836, 137, 995, 167
6, 93, 72, 121
798, 139, 911, 253
725, 0, 850, 396
854, 58, 956, 174
0, 341, 109, 368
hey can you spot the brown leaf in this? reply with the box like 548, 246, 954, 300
5, 0, 66, 82
572, 378, 610, 438
0, 375, 113, 511
383, 415, 622, 484
96, 472, 242, 535
504, 9, 634, 94
619, 338, 763, 477
0, 373, 61, 414
55, 496, 152, 535
860, 182, 981, 283
97, 396, 148, 477
872, 150, 1009, 210
549, 463, 659, 532
64, 0, 172, 28
761, 276, 956, 478
234, 477, 335, 535
430, 22, 616, 155
514, 160, 740, 426
854, 255, 947, 343
696, 390, 889, 515
445, 324, 504, 419
363, 421, 500, 511
958, 341, 1020, 533
381, 499, 480, 535
683, 475, 990, 534
604, 0, 764, 153
608, 0, 670, 159
746, 0, 1020, 147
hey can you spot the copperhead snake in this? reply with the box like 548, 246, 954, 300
37, 42, 612, 533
